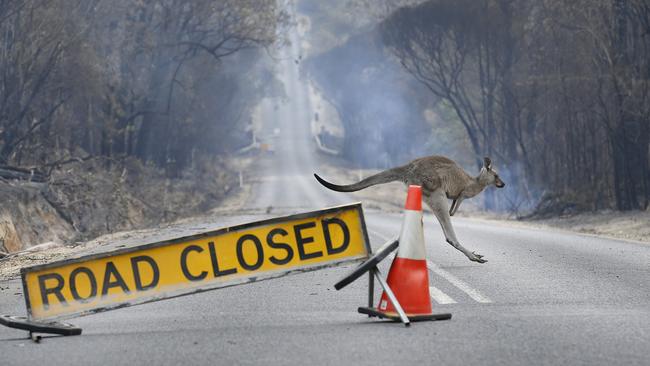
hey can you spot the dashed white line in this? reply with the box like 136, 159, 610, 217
369, 229, 391, 242
429, 286, 457, 304
426, 260, 493, 303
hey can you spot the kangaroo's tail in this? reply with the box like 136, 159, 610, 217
313, 167, 405, 192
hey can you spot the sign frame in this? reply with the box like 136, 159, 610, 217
20, 203, 371, 321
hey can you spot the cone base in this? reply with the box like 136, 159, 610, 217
358, 307, 452, 322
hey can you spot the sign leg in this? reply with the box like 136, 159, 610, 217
372, 268, 410, 326
367, 271, 374, 313
0, 315, 82, 336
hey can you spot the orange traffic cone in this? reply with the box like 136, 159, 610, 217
377, 185, 433, 316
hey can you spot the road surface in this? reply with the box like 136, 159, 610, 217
1, 10, 649, 366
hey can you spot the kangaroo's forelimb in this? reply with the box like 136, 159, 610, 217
424, 189, 487, 263
449, 198, 463, 216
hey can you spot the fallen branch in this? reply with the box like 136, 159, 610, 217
0, 166, 46, 182
40, 155, 93, 176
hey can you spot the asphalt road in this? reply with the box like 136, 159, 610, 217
2, 12, 650, 366
1, 124, 649, 366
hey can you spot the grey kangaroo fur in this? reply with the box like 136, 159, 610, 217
314, 156, 505, 263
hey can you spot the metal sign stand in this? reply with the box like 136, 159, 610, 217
334, 238, 452, 326
0, 315, 82, 342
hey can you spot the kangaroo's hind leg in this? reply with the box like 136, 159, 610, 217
424, 189, 487, 263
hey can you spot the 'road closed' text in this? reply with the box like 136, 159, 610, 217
22, 205, 369, 320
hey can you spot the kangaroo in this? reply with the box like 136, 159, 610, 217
314, 156, 505, 263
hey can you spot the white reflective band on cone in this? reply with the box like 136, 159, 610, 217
396, 210, 426, 260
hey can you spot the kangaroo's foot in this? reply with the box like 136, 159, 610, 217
467, 251, 487, 263
445, 239, 488, 263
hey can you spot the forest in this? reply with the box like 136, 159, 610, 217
0, 0, 287, 251
379, 0, 650, 212
301, 0, 650, 214
0, 0, 284, 173
0, 0, 648, 253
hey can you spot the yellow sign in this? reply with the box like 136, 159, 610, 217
21, 204, 370, 321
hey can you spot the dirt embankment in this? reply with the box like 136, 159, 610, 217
509, 210, 650, 243
0, 157, 245, 255
0, 181, 74, 254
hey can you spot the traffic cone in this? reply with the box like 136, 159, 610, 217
377, 185, 433, 316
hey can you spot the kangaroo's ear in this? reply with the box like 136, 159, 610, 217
483, 157, 492, 170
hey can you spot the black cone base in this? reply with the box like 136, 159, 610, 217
358, 307, 452, 322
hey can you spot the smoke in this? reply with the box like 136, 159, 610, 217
305, 29, 443, 168
493, 161, 544, 215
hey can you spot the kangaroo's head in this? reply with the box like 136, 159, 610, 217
479, 157, 505, 188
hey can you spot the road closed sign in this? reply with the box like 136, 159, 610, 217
21, 204, 370, 321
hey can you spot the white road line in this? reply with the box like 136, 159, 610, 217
369, 229, 390, 241
429, 286, 457, 304
426, 260, 493, 303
